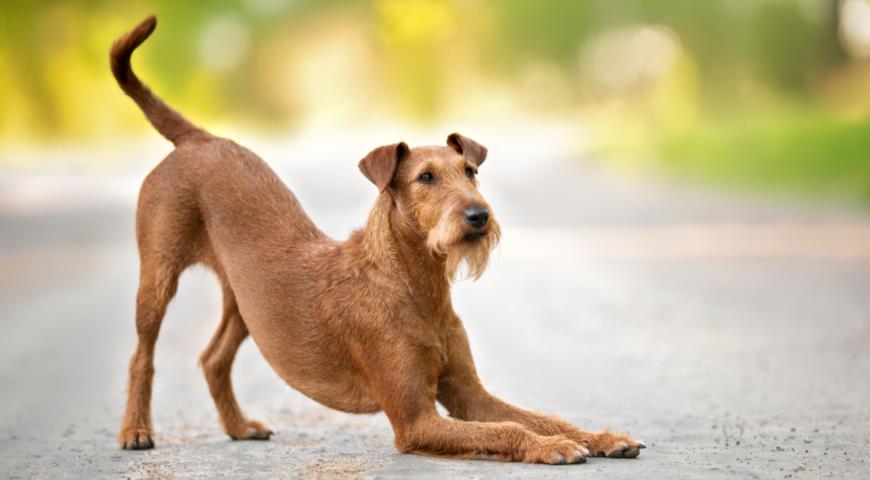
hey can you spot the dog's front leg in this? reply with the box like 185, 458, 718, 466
436, 315, 645, 458
393, 412, 589, 464
355, 343, 587, 464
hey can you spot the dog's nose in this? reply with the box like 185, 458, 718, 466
464, 207, 489, 229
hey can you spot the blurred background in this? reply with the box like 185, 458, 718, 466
2, 1, 870, 479
2, 0, 870, 200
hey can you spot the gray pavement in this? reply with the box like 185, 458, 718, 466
1, 131, 869, 478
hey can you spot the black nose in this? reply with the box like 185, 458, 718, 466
464, 207, 489, 229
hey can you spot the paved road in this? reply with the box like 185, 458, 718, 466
2, 129, 869, 478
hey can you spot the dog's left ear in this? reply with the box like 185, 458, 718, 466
359, 142, 409, 192
447, 133, 488, 167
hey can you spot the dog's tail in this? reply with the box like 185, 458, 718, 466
110, 15, 207, 145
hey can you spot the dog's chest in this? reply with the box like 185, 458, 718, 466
405, 314, 452, 377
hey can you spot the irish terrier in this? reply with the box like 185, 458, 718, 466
112, 16, 645, 464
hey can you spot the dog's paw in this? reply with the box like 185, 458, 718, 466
522, 435, 589, 465
583, 430, 646, 459
119, 426, 155, 450
228, 419, 273, 441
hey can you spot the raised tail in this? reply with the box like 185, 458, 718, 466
110, 16, 207, 145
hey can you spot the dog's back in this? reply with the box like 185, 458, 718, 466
137, 138, 325, 258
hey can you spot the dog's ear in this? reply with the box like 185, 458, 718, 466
358, 142, 409, 192
447, 133, 488, 167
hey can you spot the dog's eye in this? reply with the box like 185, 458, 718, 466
465, 167, 476, 179
418, 172, 435, 184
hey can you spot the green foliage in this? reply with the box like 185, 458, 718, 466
655, 114, 870, 201
2, 0, 868, 205
0, 0, 851, 141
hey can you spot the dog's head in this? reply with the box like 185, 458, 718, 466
359, 133, 500, 280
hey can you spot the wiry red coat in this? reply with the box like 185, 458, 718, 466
112, 16, 644, 464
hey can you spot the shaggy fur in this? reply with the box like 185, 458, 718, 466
112, 16, 644, 464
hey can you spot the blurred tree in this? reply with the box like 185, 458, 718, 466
0, 0, 863, 141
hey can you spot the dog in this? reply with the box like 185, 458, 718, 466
112, 16, 645, 464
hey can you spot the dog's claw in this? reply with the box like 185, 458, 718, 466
606, 441, 643, 458
529, 436, 588, 464
122, 437, 154, 450
229, 420, 273, 441
607, 445, 627, 458
586, 431, 645, 459
231, 432, 271, 440
571, 450, 588, 464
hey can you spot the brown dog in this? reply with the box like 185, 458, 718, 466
112, 16, 644, 464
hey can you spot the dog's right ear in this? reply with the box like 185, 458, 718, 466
358, 142, 409, 192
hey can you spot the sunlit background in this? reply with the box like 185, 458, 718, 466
2, 0, 870, 202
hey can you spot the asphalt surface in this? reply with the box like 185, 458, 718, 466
1, 129, 869, 479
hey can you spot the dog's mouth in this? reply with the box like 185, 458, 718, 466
462, 231, 487, 242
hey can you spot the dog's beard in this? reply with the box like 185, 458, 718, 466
427, 214, 500, 281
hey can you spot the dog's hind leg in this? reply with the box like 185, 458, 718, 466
199, 279, 272, 441
118, 259, 181, 449
118, 171, 202, 450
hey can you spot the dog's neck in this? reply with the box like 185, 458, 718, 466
360, 193, 451, 302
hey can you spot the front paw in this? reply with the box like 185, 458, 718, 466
583, 430, 646, 458
522, 435, 589, 465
